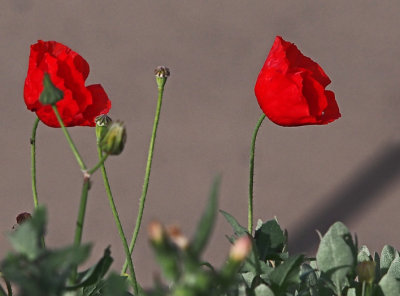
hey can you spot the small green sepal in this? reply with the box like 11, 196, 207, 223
39, 73, 64, 105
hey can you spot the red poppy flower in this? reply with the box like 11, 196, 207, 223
24, 40, 111, 127
254, 36, 340, 126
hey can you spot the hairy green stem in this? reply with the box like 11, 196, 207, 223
30, 117, 40, 209
70, 177, 90, 283
97, 147, 138, 294
30, 117, 46, 248
87, 153, 109, 175
248, 113, 265, 234
52, 105, 86, 171
122, 84, 165, 274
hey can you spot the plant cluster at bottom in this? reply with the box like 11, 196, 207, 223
2, 180, 400, 296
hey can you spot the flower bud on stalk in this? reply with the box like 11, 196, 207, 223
229, 236, 252, 262
95, 114, 112, 144
166, 225, 189, 250
154, 66, 170, 89
148, 221, 165, 245
16, 212, 32, 225
221, 236, 252, 283
356, 261, 376, 284
39, 73, 64, 105
99, 121, 126, 155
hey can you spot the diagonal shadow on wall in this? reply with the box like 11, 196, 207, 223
289, 142, 400, 255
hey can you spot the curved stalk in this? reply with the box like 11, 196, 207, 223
248, 113, 266, 234
30, 117, 40, 208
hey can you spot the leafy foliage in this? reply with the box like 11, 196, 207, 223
0, 207, 131, 296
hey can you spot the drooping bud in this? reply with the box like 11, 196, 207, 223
148, 220, 164, 245
166, 225, 189, 250
16, 212, 32, 225
95, 114, 112, 144
99, 121, 126, 155
356, 261, 376, 284
39, 73, 64, 105
229, 236, 252, 262
154, 66, 170, 89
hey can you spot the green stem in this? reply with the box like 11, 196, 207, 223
70, 177, 90, 283
30, 117, 46, 248
30, 117, 40, 209
248, 113, 266, 234
52, 105, 86, 171
97, 146, 138, 294
74, 179, 90, 246
122, 84, 165, 274
87, 153, 109, 175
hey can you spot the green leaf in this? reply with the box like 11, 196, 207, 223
316, 222, 355, 295
1, 244, 91, 296
347, 287, 356, 296
191, 176, 221, 256
102, 273, 130, 296
381, 245, 399, 276
300, 263, 318, 290
254, 219, 285, 261
358, 245, 372, 263
254, 284, 275, 296
387, 257, 400, 280
220, 210, 247, 237
82, 273, 132, 296
8, 206, 46, 260
379, 274, 400, 296
269, 255, 304, 292
69, 247, 113, 289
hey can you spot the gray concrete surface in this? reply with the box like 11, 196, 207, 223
2, 0, 400, 286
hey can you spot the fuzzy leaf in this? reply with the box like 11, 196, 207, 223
269, 255, 304, 292
358, 245, 371, 263
220, 210, 247, 237
316, 222, 355, 295
69, 247, 113, 289
254, 219, 285, 261
8, 207, 46, 260
381, 245, 399, 276
387, 257, 400, 280
379, 274, 400, 296
254, 284, 275, 296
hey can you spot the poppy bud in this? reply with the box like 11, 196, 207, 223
166, 225, 189, 250
16, 212, 32, 225
229, 236, 252, 262
99, 121, 126, 155
154, 66, 170, 89
148, 221, 164, 245
356, 261, 376, 284
39, 73, 64, 105
95, 114, 112, 144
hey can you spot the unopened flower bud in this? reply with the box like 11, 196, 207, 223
229, 236, 252, 262
356, 261, 376, 284
99, 121, 126, 155
39, 73, 64, 105
166, 225, 189, 250
154, 66, 170, 89
95, 114, 112, 143
16, 212, 32, 225
148, 221, 164, 244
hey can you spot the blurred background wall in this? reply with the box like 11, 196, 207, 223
2, 0, 400, 286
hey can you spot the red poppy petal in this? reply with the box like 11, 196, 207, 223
80, 84, 112, 126
320, 90, 341, 124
